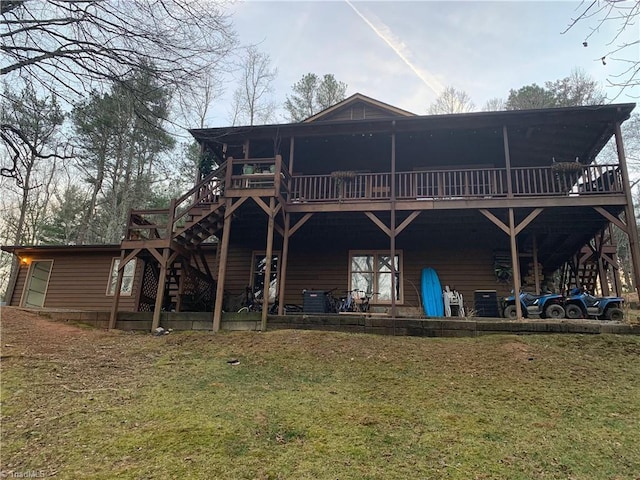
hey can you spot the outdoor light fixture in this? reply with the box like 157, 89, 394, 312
20, 256, 31, 265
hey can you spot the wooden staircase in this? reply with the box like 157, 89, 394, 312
561, 226, 620, 295
120, 163, 228, 312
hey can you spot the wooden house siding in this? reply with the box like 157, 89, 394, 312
10, 264, 27, 306
317, 103, 406, 122
8, 251, 139, 311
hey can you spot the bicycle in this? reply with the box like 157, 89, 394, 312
237, 286, 263, 313
325, 288, 341, 313
338, 289, 361, 312
357, 291, 380, 313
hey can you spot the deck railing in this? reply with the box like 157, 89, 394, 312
511, 164, 622, 196
290, 164, 622, 203
124, 163, 624, 241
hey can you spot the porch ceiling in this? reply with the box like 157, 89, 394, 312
191, 103, 635, 171
226, 200, 621, 272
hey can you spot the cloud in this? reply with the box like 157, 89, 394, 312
344, 0, 445, 97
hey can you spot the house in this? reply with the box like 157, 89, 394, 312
3, 94, 638, 332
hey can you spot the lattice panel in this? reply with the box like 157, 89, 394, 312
138, 260, 159, 312
180, 263, 216, 311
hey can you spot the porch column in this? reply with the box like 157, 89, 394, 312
212, 200, 233, 332
390, 130, 397, 318
151, 248, 170, 332
532, 236, 540, 295
503, 126, 514, 198
108, 249, 126, 329
614, 121, 640, 300
261, 197, 276, 331
508, 208, 523, 319
289, 137, 295, 176
278, 212, 291, 315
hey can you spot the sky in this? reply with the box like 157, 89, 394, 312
208, 0, 639, 126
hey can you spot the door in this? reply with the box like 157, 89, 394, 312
22, 260, 53, 308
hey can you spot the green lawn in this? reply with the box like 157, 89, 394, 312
2, 309, 639, 479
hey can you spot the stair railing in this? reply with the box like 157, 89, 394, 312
172, 161, 227, 231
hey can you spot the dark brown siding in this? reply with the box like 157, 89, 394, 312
222, 243, 509, 312
11, 251, 139, 311
10, 263, 27, 306
320, 102, 406, 122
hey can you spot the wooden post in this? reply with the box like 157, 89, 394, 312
289, 137, 295, 176
390, 130, 397, 318
212, 200, 233, 332
278, 212, 291, 316
261, 197, 276, 331
614, 121, 640, 300
503, 126, 513, 198
596, 232, 610, 296
509, 208, 523, 319
151, 248, 170, 332
108, 249, 126, 329
532, 236, 540, 295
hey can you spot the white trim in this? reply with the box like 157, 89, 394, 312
20, 259, 54, 308
348, 250, 404, 304
106, 257, 136, 296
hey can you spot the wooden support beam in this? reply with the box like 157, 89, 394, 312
395, 211, 421, 236
594, 206, 628, 233
532, 236, 540, 295
508, 208, 523, 319
390, 131, 397, 318
289, 213, 314, 237
108, 249, 126, 329
503, 126, 514, 198
514, 208, 543, 236
278, 213, 291, 316
364, 211, 391, 237
615, 121, 640, 300
147, 247, 165, 265
479, 209, 510, 236
213, 200, 233, 332
252, 195, 271, 216
261, 197, 276, 331
151, 248, 170, 332
224, 196, 248, 218
120, 248, 141, 270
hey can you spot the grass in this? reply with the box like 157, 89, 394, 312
2, 309, 640, 479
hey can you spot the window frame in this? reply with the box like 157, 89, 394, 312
106, 257, 137, 296
348, 250, 403, 305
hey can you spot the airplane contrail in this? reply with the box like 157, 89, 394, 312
344, 0, 444, 96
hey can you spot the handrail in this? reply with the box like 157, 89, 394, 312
291, 165, 622, 203
175, 160, 227, 207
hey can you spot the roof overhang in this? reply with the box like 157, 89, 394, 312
190, 103, 635, 168
191, 103, 635, 142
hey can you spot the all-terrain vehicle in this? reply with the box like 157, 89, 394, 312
564, 287, 624, 321
502, 292, 566, 319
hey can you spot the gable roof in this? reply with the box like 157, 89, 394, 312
303, 92, 416, 123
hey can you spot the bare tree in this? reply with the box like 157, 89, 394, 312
176, 67, 225, 130
562, 0, 639, 95
1, 0, 237, 180
0, 82, 64, 299
229, 46, 277, 126
428, 86, 475, 115
483, 97, 506, 111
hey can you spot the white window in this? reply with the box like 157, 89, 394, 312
107, 258, 136, 296
349, 251, 402, 303
251, 252, 279, 302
